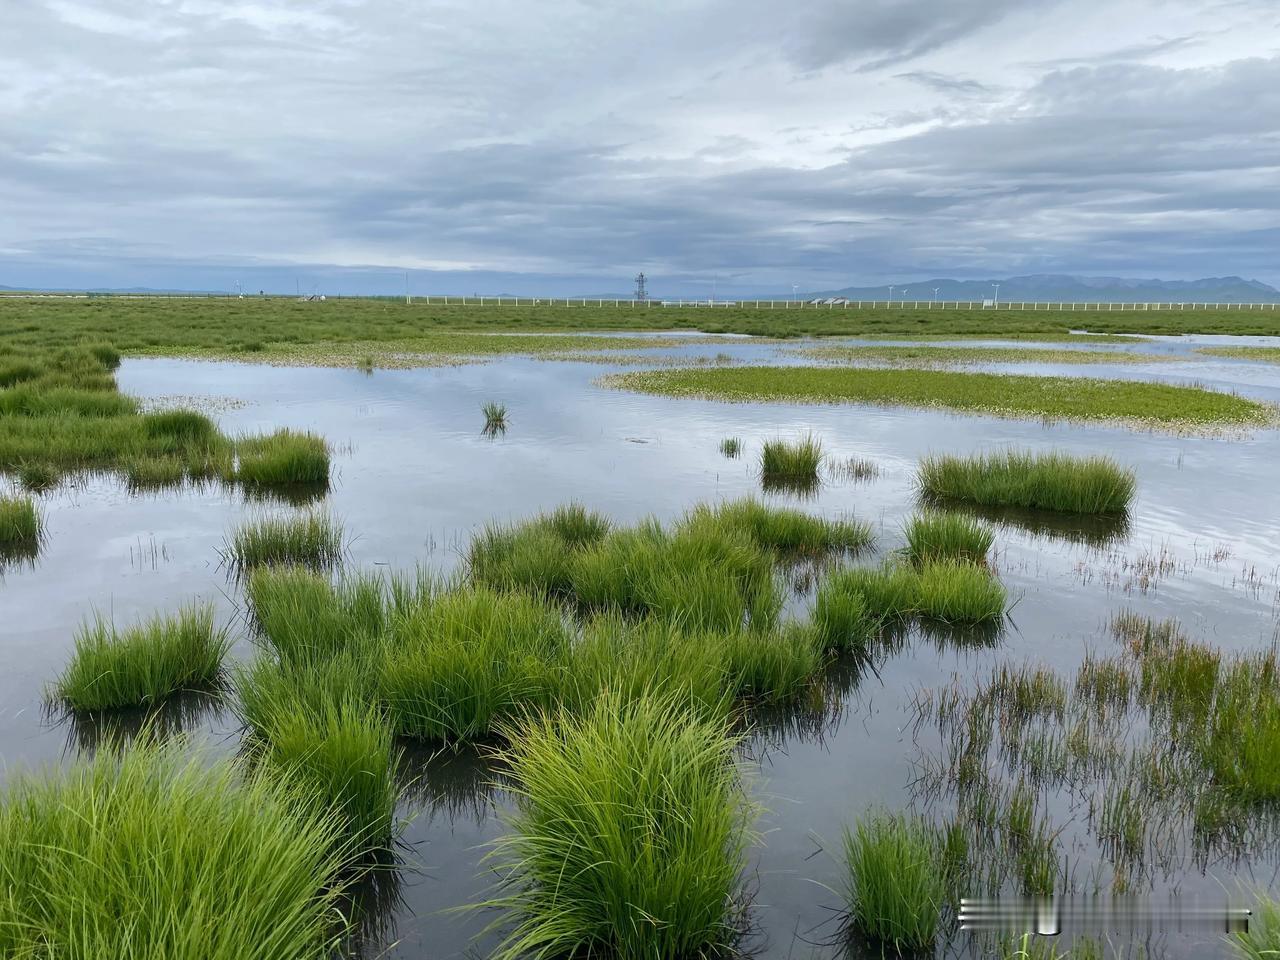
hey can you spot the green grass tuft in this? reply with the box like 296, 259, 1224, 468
904, 509, 994, 565
467, 502, 611, 596
142, 408, 221, 446
915, 560, 1007, 624
823, 564, 921, 625
380, 587, 570, 743
686, 497, 873, 555
813, 557, 1005, 644
1231, 892, 1280, 959
719, 436, 742, 457
0, 739, 352, 960
0, 494, 42, 550
812, 580, 875, 652
235, 659, 399, 852
570, 516, 782, 632
842, 811, 946, 952
246, 566, 392, 667
472, 503, 782, 633
52, 602, 230, 711
482, 401, 508, 429
235, 429, 330, 486
918, 449, 1136, 515
16, 461, 59, 491
482, 693, 756, 960
226, 511, 345, 573
760, 434, 824, 483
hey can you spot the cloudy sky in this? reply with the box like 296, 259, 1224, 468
2, 0, 1278, 295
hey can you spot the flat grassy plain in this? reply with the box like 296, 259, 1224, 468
602, 366, 1271, 430
3, 297, 1279, 361
1198, 346, 1280, 364
793, 344, 1171, 365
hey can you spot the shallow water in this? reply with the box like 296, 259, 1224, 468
3, 333, 1280, 958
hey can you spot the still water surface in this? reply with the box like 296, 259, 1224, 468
3, 334, 1279, 958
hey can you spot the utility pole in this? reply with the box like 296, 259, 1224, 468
634, 273, 648, 302
405, 272, 411, 305
992, 282, 1001, 307
792, 283, 798, 302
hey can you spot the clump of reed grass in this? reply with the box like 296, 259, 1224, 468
16, 461, 58, 492
247, 566, 392, 667
142, 408, 221, 447
225, 511, 344, 573
539, 501, 611, 545
0, 494, 42, 551
0, 740, 352, 960
1099, 781, 1146, 862
904, 509, 994, 565
235, 429, 330, 486
52, 602, 230, 711
719, 436, 742, 457
812, 579, 875, 652
760, 434, 824, 484
720, 622, 823, 702
988, 664, 1068, 725
1232, 892, 1280, 959
483, 401, 508, 429
569, 516, 782, 632
842, 811, 946, 952
564, 615, 731, 718
812, 557, 1004, 646
565, 615, 820, 717
917, 449, 1135, 515
1073, 655, 1132, 712
123, 454, 189, 489
816, 565, 920, 642
1208, 678, 1280, 802
1109, 608, 1183, 656
380, 587, 570, 742
1138, 636, 1220, 722
686, 497, 873, 555
468, 502, 611, 595
915, 560, 1007, 624
235, 659, 399, 852
85, 342, 121, 369
473, 504, 782, 633
482, 693, 756, 960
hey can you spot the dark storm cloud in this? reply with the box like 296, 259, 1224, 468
0, 0, 1277, 292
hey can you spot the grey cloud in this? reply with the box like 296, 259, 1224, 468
1, 0, 1278, 292
766, 0, 1054, 70
894, 71, 999, 96
1025, 34, 1205, 69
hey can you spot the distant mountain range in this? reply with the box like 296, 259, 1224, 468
807, 275, 1280, 304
